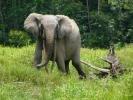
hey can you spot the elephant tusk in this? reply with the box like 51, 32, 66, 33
36, 62, 48, 68
36, 63, 49, 73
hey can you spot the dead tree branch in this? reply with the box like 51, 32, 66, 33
80, 60, 110, 73
81, 45, 124, 78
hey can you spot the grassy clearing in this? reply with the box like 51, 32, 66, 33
0, 45, 133, 100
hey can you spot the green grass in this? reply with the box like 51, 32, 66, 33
0, 44, 133, 100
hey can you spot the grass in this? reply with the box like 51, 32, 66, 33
0, 44, 133, 100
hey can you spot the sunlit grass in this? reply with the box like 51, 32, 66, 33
0, 44, 133, 100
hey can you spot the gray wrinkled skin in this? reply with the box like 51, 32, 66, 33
24, 13, 86, 78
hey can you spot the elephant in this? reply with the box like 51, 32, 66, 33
24, 13, 86, 78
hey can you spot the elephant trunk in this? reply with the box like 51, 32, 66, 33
36, 31, 54, 68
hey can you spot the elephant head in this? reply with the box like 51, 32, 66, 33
24, 13, 72, 68
24, 13, 43, 38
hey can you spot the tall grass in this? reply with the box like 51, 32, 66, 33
0, 45, 133, 100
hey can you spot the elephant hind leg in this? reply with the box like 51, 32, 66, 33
72, 55, 86, 79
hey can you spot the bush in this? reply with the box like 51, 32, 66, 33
8, 30, 31, 47
81, 12, 112, 48
81, 11, 133, 48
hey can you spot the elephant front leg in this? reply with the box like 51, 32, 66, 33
34, 39, 43, 66
65, 60, 70, 74
72, 53, 86, 79
56, 50, 66, 73
56, 58, 66, 73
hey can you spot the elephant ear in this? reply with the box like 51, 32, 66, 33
34, 15, 44, 38
24, 13, 43, 38
56, 15, 72, 39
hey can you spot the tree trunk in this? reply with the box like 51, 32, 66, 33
86, 0, 91, 32
98, 0, 100, 15
0, 0, 6, 43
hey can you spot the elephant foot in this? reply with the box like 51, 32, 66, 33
79, 73, 86, 79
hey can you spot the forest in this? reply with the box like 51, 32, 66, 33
0, 0, 132, 48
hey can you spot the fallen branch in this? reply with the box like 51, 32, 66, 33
80, 60, 110, 73
100, 57, 112, 64
81, 45, 125, 78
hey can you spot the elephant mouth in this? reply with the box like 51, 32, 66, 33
45, 42, 55, 60
49, 51, 56, 61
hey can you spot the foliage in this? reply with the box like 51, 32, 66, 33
0, 0, 132, 48
8, 30, 31, 47
82, 12, 111, 48
0, 44, 133, 99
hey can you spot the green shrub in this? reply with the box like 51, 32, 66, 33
8, 30, 31, 47
81, 12, 112, 48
